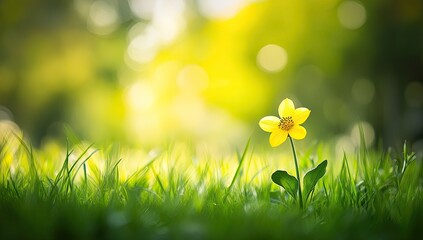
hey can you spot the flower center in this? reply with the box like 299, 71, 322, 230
279, 117, 294, 131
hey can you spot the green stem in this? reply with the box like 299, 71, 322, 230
289, 136, 303, 209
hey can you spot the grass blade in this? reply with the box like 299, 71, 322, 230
224, 138, 251, 201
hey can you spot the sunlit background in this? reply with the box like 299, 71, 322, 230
1, 0, 422, 153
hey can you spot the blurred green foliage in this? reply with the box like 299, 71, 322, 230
0, 0, 422, 150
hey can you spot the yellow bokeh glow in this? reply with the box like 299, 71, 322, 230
177, 64, 209, 93
256, 44, 288, 73
126, 81, 156, 112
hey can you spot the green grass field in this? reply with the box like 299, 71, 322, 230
1, 132, 422, 240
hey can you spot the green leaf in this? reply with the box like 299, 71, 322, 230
303, 160, 328, 202
271, 170, 298, 199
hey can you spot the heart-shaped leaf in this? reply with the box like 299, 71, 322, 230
303, 160, 328, 202
271, 170, 298, 199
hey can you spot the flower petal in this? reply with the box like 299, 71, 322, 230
278, 98, 295, 118
288, 125, 307, 140
259, 116, 280, 132
269, 130, 288, 147
292, 108, 310, 125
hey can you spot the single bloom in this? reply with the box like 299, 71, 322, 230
259, 98, 310, 147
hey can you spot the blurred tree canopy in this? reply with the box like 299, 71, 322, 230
0, 0, 422, 150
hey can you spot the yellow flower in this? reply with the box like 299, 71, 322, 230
259, 98, 310, 147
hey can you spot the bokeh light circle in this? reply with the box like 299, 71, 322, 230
257, 44, 288, 73
351, 78, 375, 105
337, 1, 367, 30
